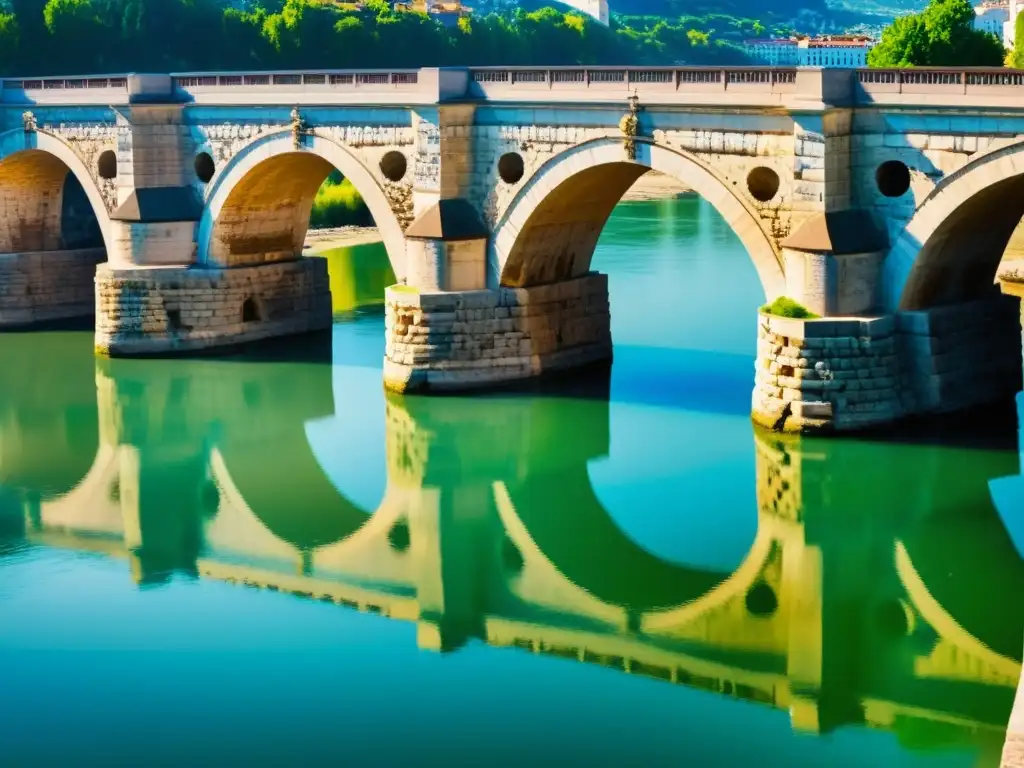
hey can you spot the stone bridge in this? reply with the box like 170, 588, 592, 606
0, 344, 1021, 758
5, 67, 1024, 430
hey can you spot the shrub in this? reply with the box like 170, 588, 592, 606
310, 173, 373, 228
760, 296, 819, 319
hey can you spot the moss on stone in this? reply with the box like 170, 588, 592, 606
760, 296, 819, 319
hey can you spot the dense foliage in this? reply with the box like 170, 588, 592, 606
867, 0, 1004, 67
0, 0, 761, 76
311, 171, 373, 228
1008, 11, 1024, 67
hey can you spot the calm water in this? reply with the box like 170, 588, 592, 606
1, 196, 1023, 767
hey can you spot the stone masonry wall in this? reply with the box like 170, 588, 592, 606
95, 259, 331, 356
753, 314, 904, 433
383, 272, 611, 393
899, 295, 1022, 414
0, 248, 105, 327
754, 295, 1023, 433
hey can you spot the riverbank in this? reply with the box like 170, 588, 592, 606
304, 226, 382, 253
303, 172, 692, 252
622, 171, 692, 201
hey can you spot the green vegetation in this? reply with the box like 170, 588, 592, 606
760, 296, 819, 319
0, 0, 776, 75
867, 0, 1004, 67
310, 171, 372, 229
1008, 11, 1024, 67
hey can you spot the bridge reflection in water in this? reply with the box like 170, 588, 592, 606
0, 330, 1022, 763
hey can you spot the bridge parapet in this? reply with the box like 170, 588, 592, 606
8, 67, 1024, 109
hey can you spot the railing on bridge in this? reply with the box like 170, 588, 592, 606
6, 66, 1024, 107
856, 67, 1024, 99
170, 70, 421, 91
466, 66, 798, 99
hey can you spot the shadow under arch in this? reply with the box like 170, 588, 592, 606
0, 128, 113, 252
0, 332, 99, 501
213, 430, 375, 553
499, 462, 759, 617
887, 139, 1024, 311
491, 138, 785, 299
209, 356, 387, 556
896, 492, 1024, 667
197, 130, 407, 280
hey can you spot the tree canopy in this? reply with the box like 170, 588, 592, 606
0, 0, 759, 75
868, 0, 1005, 67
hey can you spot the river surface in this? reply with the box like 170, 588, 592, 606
1, 196, 1023, 767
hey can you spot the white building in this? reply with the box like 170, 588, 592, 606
1005, 0, 1020, 47
974, 2, 1010, 37
560, 0, 609, 26
743, 36, 873, 68
742, 39, 799, 66
797, 37, 873, 67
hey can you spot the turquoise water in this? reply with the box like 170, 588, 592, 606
0, 196, 1022, 767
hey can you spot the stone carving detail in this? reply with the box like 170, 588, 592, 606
619, 94, 640, 161
383, 179, 414, 231
414, 119, 441, 191
290, 106, 309, 150
39, 121, 120, 213
22, 111, 37, 133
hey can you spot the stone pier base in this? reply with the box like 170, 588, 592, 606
94, 259, 332, 356
753, 313, 904, 433
383, 272, 612, 393
753, 294, 1023, 433
0, 248, 106, 327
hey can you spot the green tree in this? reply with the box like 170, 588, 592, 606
869, 0, 1005, 67
1009, 11, 1024, 67
0, 13, 20, 73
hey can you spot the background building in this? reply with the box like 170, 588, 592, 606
974, 1, 1010, 37
743, 36, 874, 67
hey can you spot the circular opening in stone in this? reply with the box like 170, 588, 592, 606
498, 152, 525, 185
746, 166, 780, 202
745, 581, 779, 617
876, 160, 911, 198
97, 150, 117, 180
388, 521, 411, 552
380, 151, 407, 182
194, 152, 215, 184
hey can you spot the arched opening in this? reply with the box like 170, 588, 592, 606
0, 147, 107, 327
893, 163, 1024, 418
494, 142, 782, 405
204, 146, 399, 320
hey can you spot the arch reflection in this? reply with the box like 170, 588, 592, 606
0, 347, 1020, 758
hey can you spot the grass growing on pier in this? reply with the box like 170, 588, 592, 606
760, 296, 819, 319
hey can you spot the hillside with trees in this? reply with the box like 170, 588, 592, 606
0, 0, 773, 75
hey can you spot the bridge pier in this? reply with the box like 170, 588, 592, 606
0, 248, 105, 327
383, 274, 611, 393
752, 211, 1023, 433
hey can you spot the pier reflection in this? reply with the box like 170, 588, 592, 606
0, 336, 1021, 761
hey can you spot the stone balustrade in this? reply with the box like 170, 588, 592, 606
8, 66, 1024, 109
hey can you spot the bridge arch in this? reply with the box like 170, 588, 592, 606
0, 128, 112, 252
886, 140, 1024, 310
197, 130, 407, 279
491, 138, 785, 298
